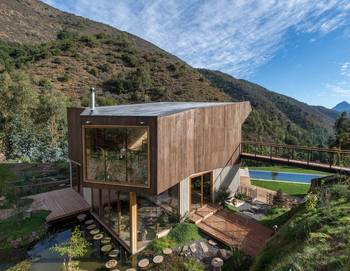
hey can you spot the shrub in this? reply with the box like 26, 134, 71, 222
79, 35, 98, 48
183, 258, 204, 271
305, 193, 318, 212
168, 222, 201, 245
121, 53, 138, 67
273, 189, 285, 206
57, 72, 70, 82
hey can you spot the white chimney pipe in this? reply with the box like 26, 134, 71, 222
91, 87, 95, 112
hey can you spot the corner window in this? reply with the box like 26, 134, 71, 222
84, 126, 149, 187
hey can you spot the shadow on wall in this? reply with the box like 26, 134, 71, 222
213, 164, 240, 201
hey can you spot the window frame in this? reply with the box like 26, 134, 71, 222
82, 125, 151, 189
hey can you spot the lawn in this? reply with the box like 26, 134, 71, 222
248, 166, 329, 175
251, 179, 310, 196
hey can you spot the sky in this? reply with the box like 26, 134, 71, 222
42, 0, 350, 108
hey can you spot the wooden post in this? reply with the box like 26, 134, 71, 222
129, 192, 138, 254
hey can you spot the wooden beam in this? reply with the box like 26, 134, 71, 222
129, 192, 138, 254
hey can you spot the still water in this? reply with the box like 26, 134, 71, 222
1, 218, 133, 271
249, 170, 325, 184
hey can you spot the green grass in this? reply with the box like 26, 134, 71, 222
248, 166, 329, 175
259, 206, 300, 228
251, 179, 310, 196
251, 181, 350, 271
0, 210, 49, 249
144, 222, 202, 254
225, 203, 238, 213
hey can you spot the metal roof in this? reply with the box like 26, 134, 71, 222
80, 102, 236, 117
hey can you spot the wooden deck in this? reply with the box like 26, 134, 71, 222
190, 205, 272, 256
28, 188, 90, 223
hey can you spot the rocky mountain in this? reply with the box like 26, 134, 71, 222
0, 0, 338, 162
198, 69, 337, 145
333, 101, 350, 113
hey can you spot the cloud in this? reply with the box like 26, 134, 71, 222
41, 0, 350, 77
326, 83, 350, 97
341, 62, 350, 76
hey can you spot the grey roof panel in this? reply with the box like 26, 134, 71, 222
80, 102, 236, 117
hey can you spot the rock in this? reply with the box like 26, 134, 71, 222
199, 241, 209, 254
211, 257, 224, 269
190, 243, 197, 253
208, 240, 217, 246
182, 245, 189, 252
217, 249, 233, 260
138, 258, 149, 269
153, 255, 164, 264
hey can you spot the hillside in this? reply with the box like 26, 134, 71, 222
199, 69, 337, 146
0, 0, 337, 161
333, 101, 350, 113
252, 176, 350, 271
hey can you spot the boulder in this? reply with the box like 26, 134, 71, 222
217, 249, 233, 260
199, 241, 209, 254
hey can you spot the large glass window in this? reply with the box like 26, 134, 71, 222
92, 188, 131, 246
137, 185, 179, 250
84, 126, 149, 187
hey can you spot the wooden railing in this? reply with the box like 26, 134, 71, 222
240, 141, 350, 173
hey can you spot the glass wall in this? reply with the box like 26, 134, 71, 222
137, 184, 179, 250
84, 126, 149, 187
92, 188, 131, 246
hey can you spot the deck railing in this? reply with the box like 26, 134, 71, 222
240, 141, 350, 171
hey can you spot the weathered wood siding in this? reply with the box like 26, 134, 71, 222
67, 108, 84, 163
157, 102, 251, 194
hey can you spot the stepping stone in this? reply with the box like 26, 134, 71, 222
85, 219, 94, 225
208, 240, 217, 246
190, 243, 197, 253
101, 244, 113, 253
86, 224, 96, 230
101, 237, 111, 244
77, 214, 87, 222
105, 259, 118, 269
153, 255, 164, 264
138, 258, 149, 269
211, 257, 223, 270
93, 233, 104, 240
182, 245, 189, 252
111, 269, 120, 271
90, 229, 100, 235
217, 249, 232, 260
108, 249, 119, 258
199, 241, 209, 253
162, 248, 172, 255
126, 268, 136, 271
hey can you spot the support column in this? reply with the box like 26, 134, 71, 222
129, 192, 138, 254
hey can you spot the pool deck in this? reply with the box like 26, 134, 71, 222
190, 204, 272, 256
28, 188, 90, 223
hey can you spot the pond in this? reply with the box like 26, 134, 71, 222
1, 217, 134, 271
249, 170, 324, 183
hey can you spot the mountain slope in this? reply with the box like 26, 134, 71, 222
333, 101, 350, 113
199, 69, 337, 145
0, 0, 337, 162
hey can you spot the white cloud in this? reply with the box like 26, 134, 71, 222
326, 83, 350, 97
341, 61, 350, 76
41, 0, 350, 77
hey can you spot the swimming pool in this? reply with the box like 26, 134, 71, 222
249, 170, 324, 184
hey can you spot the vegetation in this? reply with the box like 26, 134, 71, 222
251, 180, 310, 196
248, 166, 329, 175
331, 111, 350, 150
145, 222, 201, 254
252, 178, 350, 270
52, 227, 89, 271
259, 206, 297, 228
0, 210, 49, 250
222, 247, 253, 271
199, 69, 337, 146
0, 164, 16, 198
5, 260, 32, 271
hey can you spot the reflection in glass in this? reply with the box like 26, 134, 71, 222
85, 127, 149, 187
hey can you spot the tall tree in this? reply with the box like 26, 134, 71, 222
333, 112, 350, 150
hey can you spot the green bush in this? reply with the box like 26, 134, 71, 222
121, 53, 138, 67
57, 72, 70, 82
168, 222, 201, 245
183, 258, 204, 271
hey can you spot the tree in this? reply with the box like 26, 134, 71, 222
333, 112, 350, 150
52, 227, 89, 271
